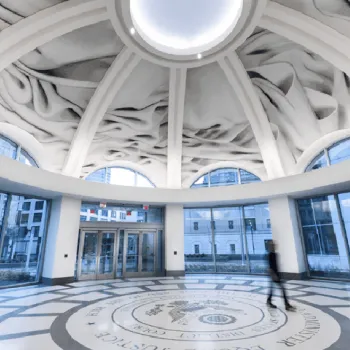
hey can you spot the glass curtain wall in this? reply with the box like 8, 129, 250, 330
298, 194, 350, 279
0, 193, 49, 287
306, 137, 350, 172
184, 203, 272, 274
85, 167, 155, 188
80, 203, 163, 224
0, 134, 38, 167
191, 168, 261, 188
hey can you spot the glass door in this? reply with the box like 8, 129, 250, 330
79, 231, 98, 280
78, 230, 117, 280
97, 231, 116, 280
123, 230, 157, 277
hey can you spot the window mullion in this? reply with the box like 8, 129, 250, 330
325, 149, 331, 167
237, 168, 242, 185
16, 145, 21, 161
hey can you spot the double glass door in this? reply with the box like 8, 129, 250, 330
77, 229, 158, 280
78, 231, 117, 280
124, 230, 156, 277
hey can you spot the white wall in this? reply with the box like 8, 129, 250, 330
269, 197, 306, 275
42, 196, 81, 281
165, 204, 184, 274
1, 156, 350, 206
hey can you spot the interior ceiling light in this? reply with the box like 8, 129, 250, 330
130, 27, 136, 35
130, 0, 243, 56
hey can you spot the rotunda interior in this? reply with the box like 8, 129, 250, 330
0, 1, 349, 349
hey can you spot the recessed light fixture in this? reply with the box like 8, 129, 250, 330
130, 27, 136, 35
197, 53, 202, 59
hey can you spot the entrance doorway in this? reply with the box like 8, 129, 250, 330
124, 230, 157, 277
77, 230, 118, 280
77, 227, 162, 280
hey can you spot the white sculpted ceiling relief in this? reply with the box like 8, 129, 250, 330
82, 60, 169, 179
238, 28, 350, 173
0, 14, 123, 172
274, 0, 350, 38
0, 0, 66, 29
181, 63, 264, 182
1, 0, 350, 185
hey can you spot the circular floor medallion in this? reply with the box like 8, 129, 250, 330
66, 288, 341, 350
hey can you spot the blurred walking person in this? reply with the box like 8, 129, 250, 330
266, 240, 295, 311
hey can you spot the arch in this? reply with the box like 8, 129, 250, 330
189, 167, 261, 189
85, 166, 155, 188
82, 160, 163, 187
295, 130, 350, 174
0, 122, 51, 170
0, 127, 44, 168
183, 161, 266, 189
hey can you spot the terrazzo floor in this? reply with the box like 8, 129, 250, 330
0, 275, 349, 349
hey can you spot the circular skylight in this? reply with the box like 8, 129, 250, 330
130, 0, 244, 56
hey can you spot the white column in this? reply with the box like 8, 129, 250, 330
167, 68, 187, 188
165, 204, 185, 276
268, 197, 306, 278
42, 196, 81, 285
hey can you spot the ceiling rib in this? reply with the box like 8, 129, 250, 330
0, 0, 108, 73
167, 68, 187, 188
218, 53, 285, 179
261, 2, 350, 77
62, 48, 141, 177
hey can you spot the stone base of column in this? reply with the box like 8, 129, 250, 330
165, 270, 185, 277
41, 276, 75, 286
280, 272, 308, 280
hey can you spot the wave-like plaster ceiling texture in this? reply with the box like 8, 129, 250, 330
0, 0, 350, 188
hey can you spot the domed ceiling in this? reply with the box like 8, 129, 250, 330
0, 0, 350, 188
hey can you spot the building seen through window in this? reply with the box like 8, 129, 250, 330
0, 134, 38, 167
184, 203, 272, 274
297, 193, 350, 278
191, 168, 260, 188
80, 203, 163, 224
0, 134, 48, 287
306, 137, 350, 172
85, 167, 155, 188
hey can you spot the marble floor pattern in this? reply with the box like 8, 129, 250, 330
0, 276, 348, 349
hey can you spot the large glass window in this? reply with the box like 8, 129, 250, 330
184, 208, 215, 273
306, 152, 328, 172
184, 203, 272, 274
306, 138, 350, 172
0, 134, 38, 167
0, 195, 49, 287
86, 167, 154, 188
80, 203, 163, 224
298, 195, 350, 279
191, 168, 260, 188
0, 136, 16, 159
0, 135, 48, 287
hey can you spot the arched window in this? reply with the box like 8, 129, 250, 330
0, 134, 38, 167
191, 168, 261, 188
86, 167, 155, 188
306, 138, 350, 172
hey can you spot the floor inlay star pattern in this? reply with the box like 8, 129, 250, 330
0, 276, 349, 350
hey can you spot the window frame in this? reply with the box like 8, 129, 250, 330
305, 137, 350, 173
85, 166, 155, 188
0, 134, 38, 167
190, 167, 261, 189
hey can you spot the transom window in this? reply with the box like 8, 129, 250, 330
306, 138, 350, 172
0, 134, 38, 167
85, 167, 155, 188
191, 168, 260, 188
